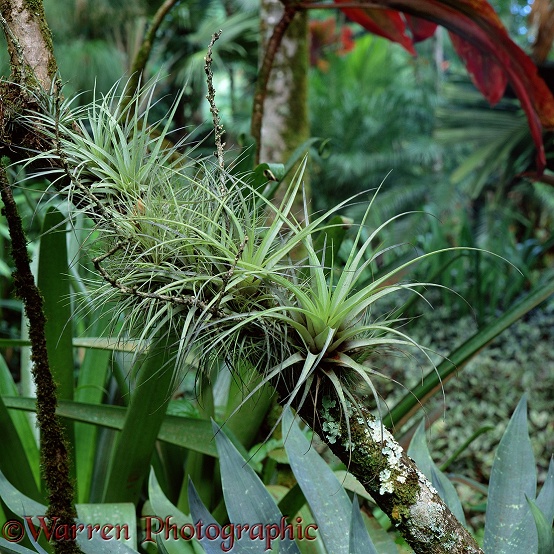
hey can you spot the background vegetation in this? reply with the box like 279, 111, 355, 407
0, 0, 552, 552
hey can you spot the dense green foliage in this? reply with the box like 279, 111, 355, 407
0, 1, 553, 553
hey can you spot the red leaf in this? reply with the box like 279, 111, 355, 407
404, 14, 438, 42
449, 32, 508, 104
334, 1, 416, 55
336, 0, 554, 172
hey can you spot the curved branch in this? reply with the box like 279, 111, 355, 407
0, 166, 80, 554
121, 0, 181, 112
294, 397, 483, 554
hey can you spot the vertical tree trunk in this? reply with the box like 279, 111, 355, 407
0, 0, 56, 89
0, 3, 81, 553
258, 0, 309, 166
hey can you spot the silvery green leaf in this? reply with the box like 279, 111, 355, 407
483, 395, 536, 553
282, 408, 351, 554
526, 497, 553, 554
349, 495, 378, 554
213, 420, 300, 554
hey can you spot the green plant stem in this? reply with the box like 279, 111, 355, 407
120, 0, 180, 115
296, 397, 484, 554
0, 166, 81, 554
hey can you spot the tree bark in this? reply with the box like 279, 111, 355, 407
258, 0, 309, 165
0, 0, 57, 89
296, 398, 484, 554
0, 3, 81, 553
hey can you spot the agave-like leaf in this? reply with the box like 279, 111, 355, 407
212, 419, 301, 554
282, 408, 352, 554
483, 395, 537, 553
526, 497, 554, 554
349, 494, 379, 554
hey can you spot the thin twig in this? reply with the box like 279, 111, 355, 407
92, 243, 225, 317
204, 30, 227, 196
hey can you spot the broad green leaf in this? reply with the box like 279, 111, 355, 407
75, 503, 137, 554
37, 207, 76, 487
1, 396, 216, 457
526, 498, 554, 554
0, 469, 47, 517
1, 471, 140, 554
483, 395, 536, 553
349, 495, 378, 554
509, 457, 554, 553
0, 539, 37, 554
213, 419, 301, 554
536, 457, 554, 525
101, 336, 197, 503
147, 469, 197, 554
221, 363, 273, 449
0, 338, 143, 352
75, 303, 114, 503
76, 503, 137, 551
188, 480, 256, 554
385, 278, 554, 429
407, 421, 466, 526
276, 483, 307, 523
282, 408, 351, 554
37, 207, 74, 403
0, 356, 41, 501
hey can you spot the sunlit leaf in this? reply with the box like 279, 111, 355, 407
334, 1, 416, 55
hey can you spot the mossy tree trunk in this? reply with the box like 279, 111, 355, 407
0, 2, 81, 553
255, 0, 310, 225
258, 0, 309, 166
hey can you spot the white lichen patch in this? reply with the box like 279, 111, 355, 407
416, 469, 438, 496
357, 416, 406, 494
379, 469, 394, 494
407, 481, 450, 544
322, 420, 340, 444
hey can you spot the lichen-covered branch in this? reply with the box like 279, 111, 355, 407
0, 165, 81, 554
298, 398, 484, 554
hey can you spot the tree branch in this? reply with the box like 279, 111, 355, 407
121, 0, 181, 113
295, 397, 484, 554
0, 165, 80, 554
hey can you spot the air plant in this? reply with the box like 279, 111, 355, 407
14, 55, 493, 550
19, 67, 494, 441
